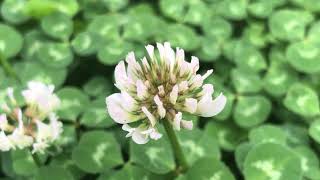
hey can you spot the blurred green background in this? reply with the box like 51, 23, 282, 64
1, 0, 320, 179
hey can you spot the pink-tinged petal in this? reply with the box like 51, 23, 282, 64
175, 47, 185, 67
121, 91, 137, 111
132, 127, 149, 144
114, 61, 132, 90
197, 93, 227, 117
178, 81, 189, 92
136, 80, 148, 99
181, 120, 193, 130
184, 98, 197, 114
189, 75, 203, 89
170, 85, 179, 104
106, 93, 140, 124
141, 106, 157, 126
164, 42, 175, 68
154, 95, 166, 118
126, 52, 142, 81
190, 56, 199, 73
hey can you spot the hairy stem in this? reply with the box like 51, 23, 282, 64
163, 119, 188, 174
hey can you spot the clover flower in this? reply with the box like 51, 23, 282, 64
0, 81, 63, 154
106, 42, 226, 144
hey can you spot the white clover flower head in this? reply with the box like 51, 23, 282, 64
0, 81, 63, 153
22, 81, 60, 119
106, 42, 227, 144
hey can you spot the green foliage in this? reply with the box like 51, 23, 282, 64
1, 0, 320, 179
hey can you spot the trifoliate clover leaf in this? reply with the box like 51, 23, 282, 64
11, 149, 38, 176
309, 119, 320, 144
286, 40, 320, 74
249, 125, 287, 145
57, 87, 90, 121
98, 164, 151, 180
290, 0, 320, 13
97, 40, 134, 65
284, 83, 320, 117
234, 95, 271, 128
130, 135, 175, 174
102, 0, 128, 12
37, 42, 74, 68
41, 12, 73, 40
160, 0, 209, 25
25, 0, 79, 18
196, 36, 221, 62
83, 76, 113, 98
55, 125, 77, 147
205, 121, 247, 151
0, 24, 23, 58
247, 1, 274, 18
17, 62, 67, 87
1, 0, 30, 24
72, 131, 123, 173
235, 142, 252, 171
71, 31, 100, 56
185, 157, 236, 180
269, 10, 314, 41
156, 24, 200, 51
231, 68, 262, 94
217, 0, 248, 20
244, 143, 303, 180
293, 146, 320, 180
80, 97, 115, 128
263, 62, 298, 97
178, 129, 220, 166
282, 123, 310, 147
35, 165, 74, 180
233, 42, 267, 72
21, 30, 48, 61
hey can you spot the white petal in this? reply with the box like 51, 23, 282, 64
136, 80, 148, 99
106, 93, 140, 124
141, 106, 157, 127
121, 91, 137, 111
170, 85, 179, 104
149, 129, 162, 140
145, 44, 155, 60
178, 81, 189, 92
122, 124, 135, 137
7, 87, 16, 104
181, 120, 193, 130
132, 127, 149, 144
32, 141, 49, 154
173, 112, 182, 131
0, 131, 13, 151
0, 114, 8, 131
190, 56, 199, 73
189, 75, 203, 89
202, 69, 213, 80
184, 98, 197, 114
197, 93, 227, 117
125, 52, 140, 81
202, 84, 214, 95
9, 129, 33, 149
157, 43, 165, 62
114, 61, 133, 90
154, 95, 166, 118
175, 47, 185, 67
142, 57, 150, 70
164, 42, 175, 68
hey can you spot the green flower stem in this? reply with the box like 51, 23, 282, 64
163, 119, 188, 174
32, 153, 42, 167
0, 55, 20, 82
